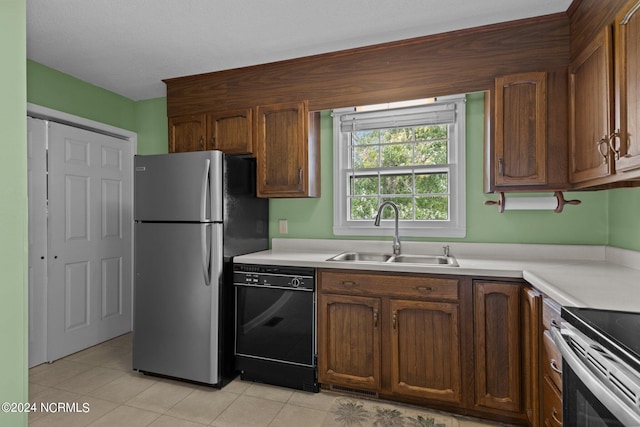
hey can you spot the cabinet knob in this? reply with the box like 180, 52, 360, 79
392, 311, 397, 330
373, 310, 378, 328
498, 157, 504, 176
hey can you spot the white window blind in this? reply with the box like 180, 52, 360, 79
332, 94, 466, 238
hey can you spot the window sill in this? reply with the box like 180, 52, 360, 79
333, 224, 466, 238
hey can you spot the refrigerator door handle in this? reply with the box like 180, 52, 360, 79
201, 224, 212, 286
200, 158, 211, 222
211, 224, 223, 286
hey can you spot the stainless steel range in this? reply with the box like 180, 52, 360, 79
552, 307, 640, 426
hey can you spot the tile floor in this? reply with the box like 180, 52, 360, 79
29, 334, 513, 427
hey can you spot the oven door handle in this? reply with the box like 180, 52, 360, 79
551, 327, 640, 426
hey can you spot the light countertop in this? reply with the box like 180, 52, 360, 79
234, 239, 640, 312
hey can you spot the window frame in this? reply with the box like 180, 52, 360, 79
332, 94, 466, 238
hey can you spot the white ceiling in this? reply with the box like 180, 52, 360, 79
27, 0, 572, 101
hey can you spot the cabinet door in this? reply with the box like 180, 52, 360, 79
317, 293, 381, 391
390, 299, 462, 404
569, 27, 614, 184
208, 108, 253, 155
256, 101, 313, 197
474, 281, 522, 413
168, 114, 207, 153
521, 287, 541, 427
614, 0, 640, 172
494, 72, 547, 187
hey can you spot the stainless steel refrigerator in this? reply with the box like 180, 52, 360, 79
132, 150, 268, 386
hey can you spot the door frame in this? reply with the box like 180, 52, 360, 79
27, 103, 137, 366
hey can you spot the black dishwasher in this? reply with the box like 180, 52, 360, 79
233, 263, 318, 392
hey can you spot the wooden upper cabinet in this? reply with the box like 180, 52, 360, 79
207, 108, 253, 155
474, 281, 522, 414
390, 299, 462, 404
569, 26, 615, 184
168, 114, 207, 153
487, 69, 568, 192
494, 72, 547, 187
614, 0, 640, 173
317, 293, 381, 391
256, 101, 320, 198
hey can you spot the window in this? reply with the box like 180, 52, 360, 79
332, 94, 466, 237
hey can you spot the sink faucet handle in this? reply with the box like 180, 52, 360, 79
443, 245, 450, 257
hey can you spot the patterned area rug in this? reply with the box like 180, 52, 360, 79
323, 397, 457, 427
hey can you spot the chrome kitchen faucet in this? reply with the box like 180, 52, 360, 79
374, 201, 401, 255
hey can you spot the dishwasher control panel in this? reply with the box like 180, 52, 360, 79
233, 264, 315, 290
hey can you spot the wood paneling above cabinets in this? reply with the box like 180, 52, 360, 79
164, 15, 569, 116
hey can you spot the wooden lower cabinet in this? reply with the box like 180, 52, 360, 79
541, 297, 563, 426
522, 287, 542, 427
317, 293, 381, 391
474, 281, 522, 413
542, 376, 563, 426
317, 269, 464, 407
318, 270, 535, 425
390, 299, 462, 404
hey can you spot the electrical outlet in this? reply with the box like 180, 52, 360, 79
278, 219, 288, 234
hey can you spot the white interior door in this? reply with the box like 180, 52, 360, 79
47, 121, 133, 361
27, 117, 49, 367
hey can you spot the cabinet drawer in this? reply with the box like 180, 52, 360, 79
542, 375, 563, 426
319, 270, 459, 301
542, 297, 562, 331
543, 330, 563, 392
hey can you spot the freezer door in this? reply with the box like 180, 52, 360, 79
134, 151, 223, 222
133, 222, 223, 384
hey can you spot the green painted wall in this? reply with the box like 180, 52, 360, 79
27, 61, 168, 155
1, 1, 28, 426
134, 97, 168, 154
608, 187, 640, 250
27, 60, 137, 132
270, 93, 610, 245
